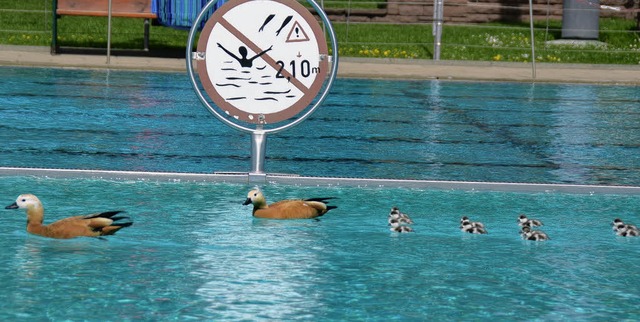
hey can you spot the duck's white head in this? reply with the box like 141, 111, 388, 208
243, 189, 266, 206
6, 194, 42, 210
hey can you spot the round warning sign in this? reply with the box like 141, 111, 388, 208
196, 0, 329, 124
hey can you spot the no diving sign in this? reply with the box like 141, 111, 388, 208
196, 0, 329, 124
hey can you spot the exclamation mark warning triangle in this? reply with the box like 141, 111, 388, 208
285, 21, 310, 43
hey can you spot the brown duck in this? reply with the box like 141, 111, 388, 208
5, 194, 132, 239
242, 189, 337, 219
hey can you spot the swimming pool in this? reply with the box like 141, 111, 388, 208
1, 176, 639, 320
1, 66, 639, 185
1, 66, 640, 320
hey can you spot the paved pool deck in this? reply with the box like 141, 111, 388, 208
1, 45, 639, 84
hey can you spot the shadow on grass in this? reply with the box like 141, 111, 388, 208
54, 37, 188, 58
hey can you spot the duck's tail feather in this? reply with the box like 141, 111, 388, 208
109, 215, 130, 221
84, 210, 126, 219
100, 221, 133, 236
304, 197, 337, 203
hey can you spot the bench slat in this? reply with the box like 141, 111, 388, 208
56, 0, 157, 19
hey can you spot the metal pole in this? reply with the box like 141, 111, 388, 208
249, 127, 267, 180
529, 0, 536, 79
51, 0, 58, 54
107, 0, 112, 64
433, 0, 444, 61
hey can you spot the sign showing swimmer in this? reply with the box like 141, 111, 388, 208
196, 0, 329, 124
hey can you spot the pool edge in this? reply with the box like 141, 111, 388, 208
1, 167, 639, 195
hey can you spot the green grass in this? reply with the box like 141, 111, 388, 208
333, 20, 640, 64
55, 16, 190, 51
1, 0, 639, 64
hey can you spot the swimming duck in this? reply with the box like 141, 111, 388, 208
612, 218, 637, 232
5, 194, 132, 239
461, 223, 488, 234
388, 207, 414, 225
616, 226, 640, 237
460, 217, 487, 234
518, 214, 543, 227
389, 219, 414, 233
520, 226, 549, 241
460, 216, 486, 231
242, 189, 337, 219
390, 216, 414, 226
460, 216, 485, 229
612, 220, 639, 237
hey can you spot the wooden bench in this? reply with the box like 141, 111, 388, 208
51, 0, 157, 54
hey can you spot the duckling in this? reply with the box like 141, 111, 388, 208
388, 207, 414, 225
612, 218, 637, 232
612, 218, 624, 231
614, 223, 640, 237
460, 217, 487, 234
5, 194, 132, 239
518, 214, 543, 227
242, 189, 337, 219
389, 219, 414, 233
520, 226, 549, 241
460, 216, 486, 230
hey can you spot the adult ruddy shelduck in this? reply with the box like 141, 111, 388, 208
5, 194, 132, 239
242, 189, 337, 219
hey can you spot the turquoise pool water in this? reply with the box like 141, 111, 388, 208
1, 66, 639, 185
1, 66, 640, 320
1, 176, 640, 320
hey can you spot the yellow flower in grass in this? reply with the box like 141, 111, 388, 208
493, 54, 502, 61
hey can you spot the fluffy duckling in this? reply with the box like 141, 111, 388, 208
616, 226, 640, 237
389, 219, 414, 233
461, 223, 488, 234
242, 189, 337, 219
520, 226, 549, 241
612, 218, 637, 232
612, 221, 639, 237
388, 206, 414, 225
460, 216, 485, 229
518, 214, 543, 227
5, 194, 132, 239
460, 216, 487, 234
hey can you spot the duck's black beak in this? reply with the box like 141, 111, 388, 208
5, 202, 18, 209
242, 198, 252, 206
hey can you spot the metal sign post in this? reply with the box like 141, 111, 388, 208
187, 0, 338, 181
433, 0, 443, 61
107, 0, 112, 64
250, 126, 267, 175
529, 0, 536, 79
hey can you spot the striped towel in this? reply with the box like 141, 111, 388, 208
153, 0, 226, 30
